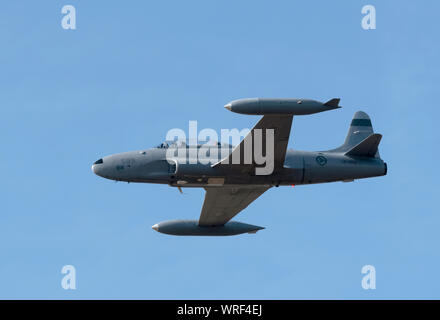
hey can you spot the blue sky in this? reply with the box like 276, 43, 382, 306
0, 1, 439, 299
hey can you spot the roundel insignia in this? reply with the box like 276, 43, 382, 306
315, 155, 327, 166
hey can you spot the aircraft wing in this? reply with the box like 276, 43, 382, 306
198, 186, 271, 226
213, 115, 293, 174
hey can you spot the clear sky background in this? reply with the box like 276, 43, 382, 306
0, 1, 439, 299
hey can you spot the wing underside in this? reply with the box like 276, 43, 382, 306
198, 186, 271, 226
200, 115, 292, 226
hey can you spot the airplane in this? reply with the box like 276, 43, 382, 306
92, 98, 387, 236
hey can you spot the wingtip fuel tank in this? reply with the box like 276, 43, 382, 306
224, 98, 341, 115
151, 220, 265, 236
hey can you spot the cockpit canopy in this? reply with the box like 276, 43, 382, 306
156, 142, 170, 149
155, 141, 233, 149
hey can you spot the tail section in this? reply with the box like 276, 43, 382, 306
345, 133, 382, 157
330, 111, 382, 158
343, 111, 374, 148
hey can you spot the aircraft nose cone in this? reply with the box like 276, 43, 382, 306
91, 164, 99, 175
92, 158, 104, 176
224, 103, 232, 111
152, 224, 159, 232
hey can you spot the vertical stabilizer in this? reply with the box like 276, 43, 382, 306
330, 111, 380, 157
343, 111, 374, 148
340, 111, 374, 150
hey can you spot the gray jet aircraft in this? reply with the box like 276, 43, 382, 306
92, 98, 387, 236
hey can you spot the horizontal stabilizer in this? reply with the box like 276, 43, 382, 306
345, 133, 382, 157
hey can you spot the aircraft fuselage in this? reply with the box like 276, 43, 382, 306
92, 147, 387, 187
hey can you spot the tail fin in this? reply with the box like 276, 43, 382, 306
331, 111, 381, 157
343, 111, 374, 147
